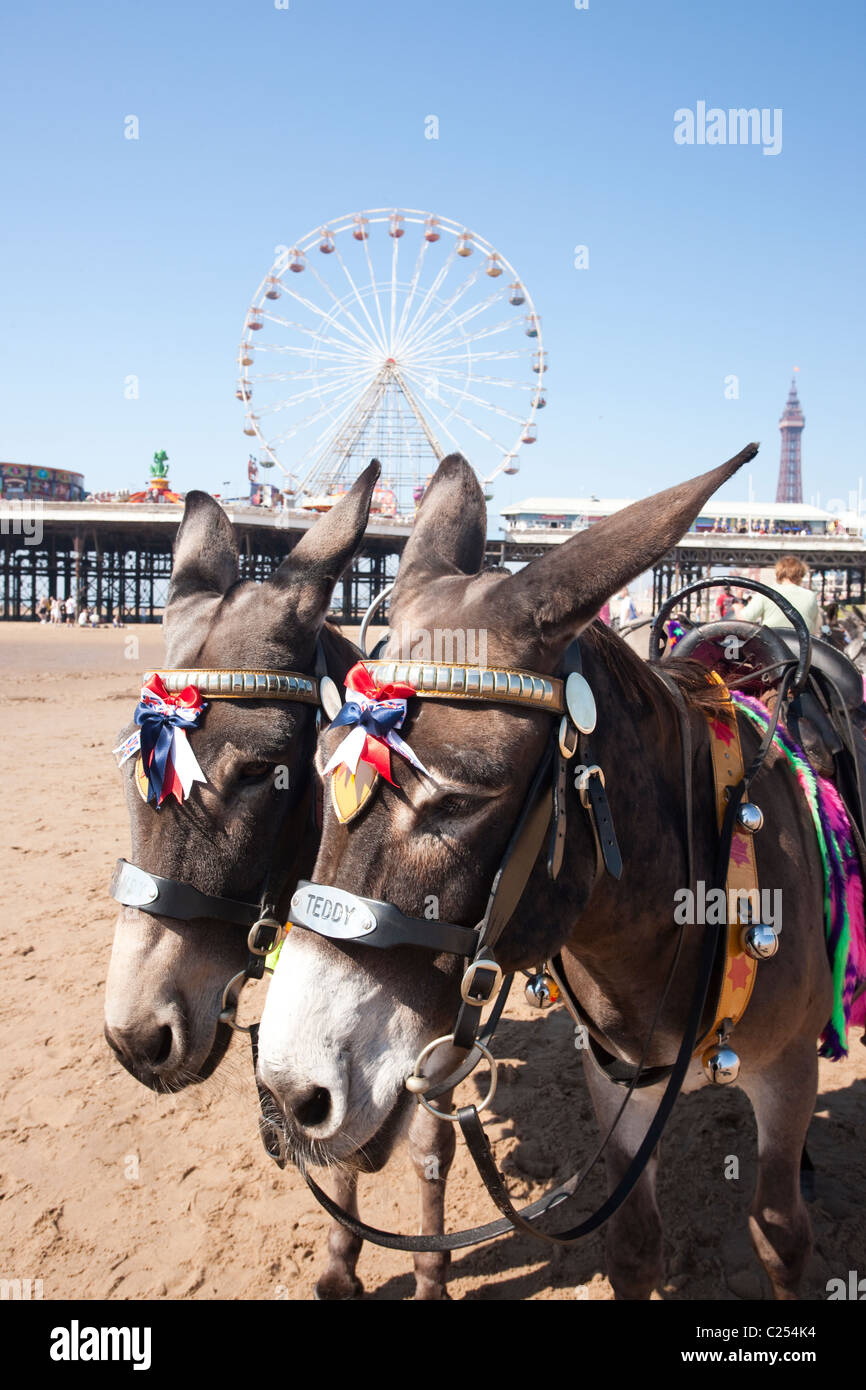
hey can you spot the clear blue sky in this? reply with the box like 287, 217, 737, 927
1, 0, 863, 519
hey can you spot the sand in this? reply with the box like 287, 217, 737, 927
1, 623, 864, 1301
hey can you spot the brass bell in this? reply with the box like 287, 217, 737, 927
524, 972, 559, 1009
702, 1043, 740, 1085
736, 802, 764, 834
741, 924, 779, 959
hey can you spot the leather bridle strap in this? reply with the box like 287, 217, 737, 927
300, 817, 731, 1253
110, 858, 261, 926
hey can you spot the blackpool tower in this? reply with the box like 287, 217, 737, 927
775, 372, 805, 504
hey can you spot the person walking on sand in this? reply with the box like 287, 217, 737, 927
50, 596, 62, 625
64, 595, 76, 626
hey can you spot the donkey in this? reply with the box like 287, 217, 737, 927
257, 448, 836, 1300
104, 461, 459, 1299
104, 464, 379, 1087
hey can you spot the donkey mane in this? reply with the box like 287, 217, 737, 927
582, 619, 728, 720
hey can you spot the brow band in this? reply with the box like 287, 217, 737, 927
366, 662, 564, 713
145, 669, 320, 703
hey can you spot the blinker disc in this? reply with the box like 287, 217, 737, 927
565, 672, 597, 734
330, 760, 379, 823
319, 675, 343, 721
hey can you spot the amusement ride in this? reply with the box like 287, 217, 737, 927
235, 208, 546, 515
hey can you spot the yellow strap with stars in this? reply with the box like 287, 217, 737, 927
694, 673, 759, 1053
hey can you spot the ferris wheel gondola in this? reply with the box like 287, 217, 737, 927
236, 208, 546, 512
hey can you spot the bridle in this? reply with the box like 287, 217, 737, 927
280, 621, 804, 1252
109, 642, 334, 1031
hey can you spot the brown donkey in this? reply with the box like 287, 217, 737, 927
257, 447, 836, 1299
104, 464, 380, 1087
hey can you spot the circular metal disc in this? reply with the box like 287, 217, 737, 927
319, 675, 343, 721
565, 672, 597, 734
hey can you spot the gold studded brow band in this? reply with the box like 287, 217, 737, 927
145, 670, 321, 703
366, 662, 565, 714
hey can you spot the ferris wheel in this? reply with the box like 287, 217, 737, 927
236, 208, 546, 514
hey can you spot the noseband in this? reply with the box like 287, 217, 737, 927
110, 644, 331, 1030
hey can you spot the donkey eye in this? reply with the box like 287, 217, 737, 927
238, 761, 273, 783
434, 794, 476, 819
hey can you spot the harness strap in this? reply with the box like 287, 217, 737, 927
299, 888, 727, 1253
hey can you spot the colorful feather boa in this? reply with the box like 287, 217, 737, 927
732, 694, 866, 1059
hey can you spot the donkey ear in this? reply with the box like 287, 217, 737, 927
167, 491, 240, 604
391, 454, 486, 603
267, 459, 380, 626
163, 492, 240, 656
513, 442, 759, 650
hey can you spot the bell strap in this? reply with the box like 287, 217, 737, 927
693, 674, 760, 1052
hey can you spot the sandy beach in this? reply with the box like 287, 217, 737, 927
1, 622, 864, 1301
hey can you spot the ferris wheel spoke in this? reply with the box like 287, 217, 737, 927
264, 373, 371, 446
256, 367, 375, 416
397, 265, 488, 357
412, 365, 537, 391
248, 314, 370, 357
261, 287, 375, 358
405, 378, 513, 454
389, 234, 400, 352
324, 239, 387, 356
394, 242, 460, 353
252, 338, 370, 368
402, 369, 525, 426
300, 258, 387, 357
405, 315, 518, 363
400, 289, 508, 360
393, 235, 431, 347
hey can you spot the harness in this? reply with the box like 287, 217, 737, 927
110, 642, 333, 1031
285, 627, 791, 1253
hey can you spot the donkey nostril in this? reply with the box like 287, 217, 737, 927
147, 1025, 173, 1069
294, 1086, 332, 1130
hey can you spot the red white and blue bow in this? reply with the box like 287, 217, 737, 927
113, 674, 208, 807
323, 662, 429, 785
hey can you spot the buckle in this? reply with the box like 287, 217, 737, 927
247, 916, 283, 956
460, 955, 504, 1005
558, 716, 579, 760
575, 763, 605, 809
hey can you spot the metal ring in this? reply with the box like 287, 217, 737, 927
359, 582, 394, 655
406, 1033, 499, 1122
218, 969, 255, 1033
